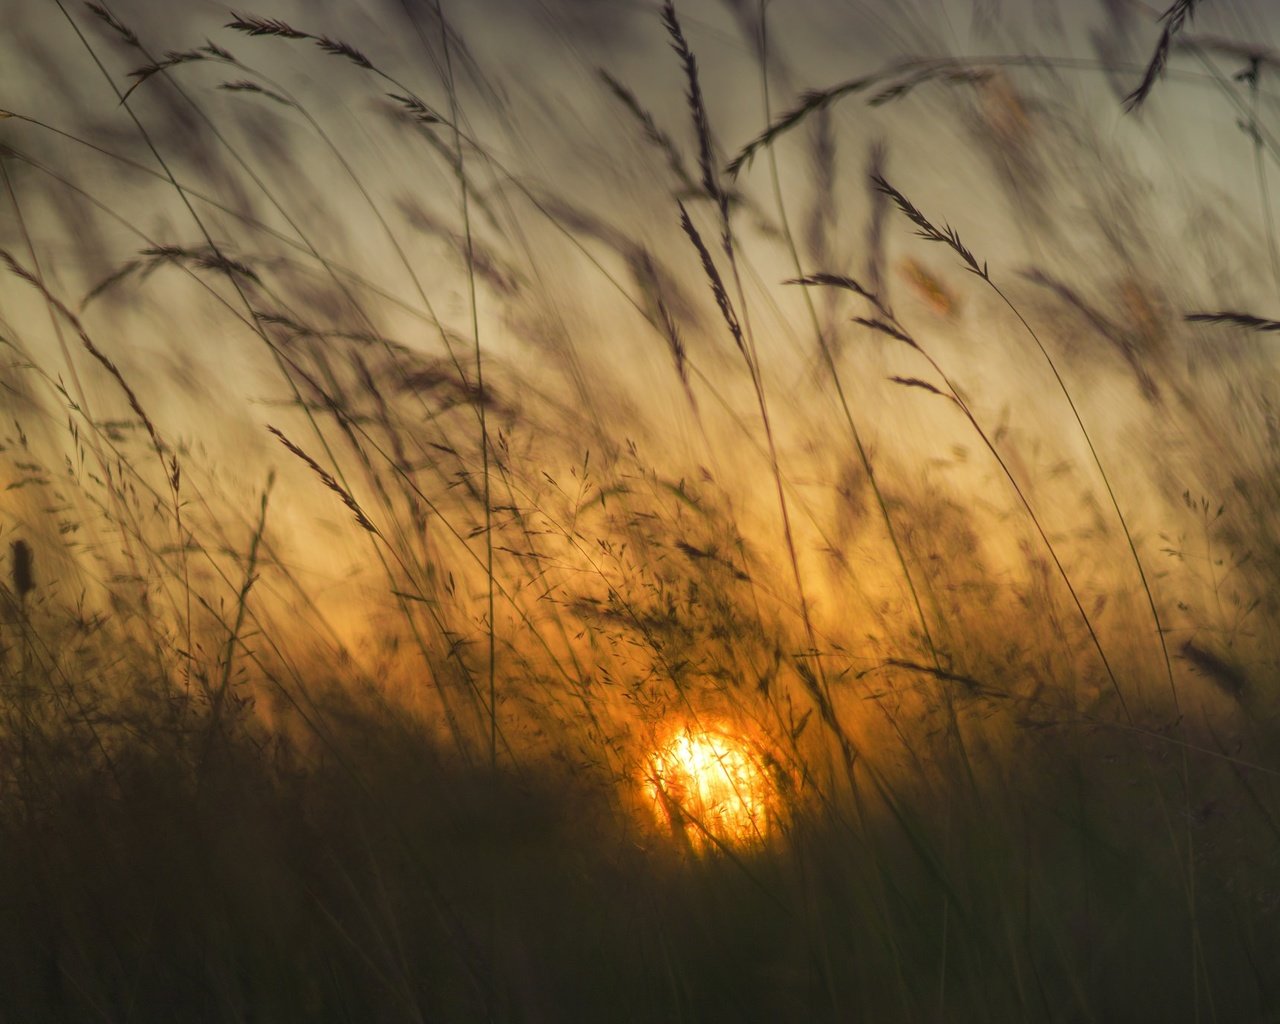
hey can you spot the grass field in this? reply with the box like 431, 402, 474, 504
2, 0, 1280, 1019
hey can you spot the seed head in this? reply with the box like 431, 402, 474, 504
11, 540, 33, 600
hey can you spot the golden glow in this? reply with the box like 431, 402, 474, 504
900, 257, 957, 318
644, 725, 774, 850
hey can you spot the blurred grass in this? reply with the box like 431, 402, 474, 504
2, 0, 1280, 1020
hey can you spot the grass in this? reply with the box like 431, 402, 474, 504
1, 0, 1280, 1019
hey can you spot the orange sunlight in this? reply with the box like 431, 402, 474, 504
644, 725, 776, 851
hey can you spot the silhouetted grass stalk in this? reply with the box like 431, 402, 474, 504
876, 170, 1207, 1013
752, 8, 944, 687
430, 0, 498, 768
665, 3, 853, 775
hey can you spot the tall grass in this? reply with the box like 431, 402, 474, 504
1, 0, 1279, 1019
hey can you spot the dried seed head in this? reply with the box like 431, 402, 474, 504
11, 540, 33, 599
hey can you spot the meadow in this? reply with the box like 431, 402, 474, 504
2, 0, 1280, 1019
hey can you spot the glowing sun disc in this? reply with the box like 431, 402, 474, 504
644, 725, 774, 849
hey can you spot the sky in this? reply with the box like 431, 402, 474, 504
3, 0, 1280, 648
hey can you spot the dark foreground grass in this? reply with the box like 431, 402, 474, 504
1, 675, 1278, 1022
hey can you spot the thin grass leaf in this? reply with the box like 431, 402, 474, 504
1, 249, 165, 459
1124, 0, 1203, 112
225, 13, 309, 39
656, 293, 690, 392
866, 141, 891, 308
84, 2, 140, 47
868, 66, 991, 107
387, 93, 443, 125
1181, 640, 1248, 699
598, 69, 696, 193
1186, 311, 1280, 331
202, 40, 235, 60
678, 202, 744, 355
853, 316, 919, 350
874, 657, 988, 695
220, 81, 293, 106
726, 75, 877, 179
138, 244, 186, 263
253, 310, 311, 335
315, 36, 374, 70
786, 273, 879, 305
194, 252, 260, 284
889, 376, 951, 399
135, 244, 260, 284
81, 259, 142, 310
873, 174, 988, 279
267, 426, 377, 533
123, 49, 207, 102
662, 1, 727, 224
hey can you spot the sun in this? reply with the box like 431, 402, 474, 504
644, 724, 776, 850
